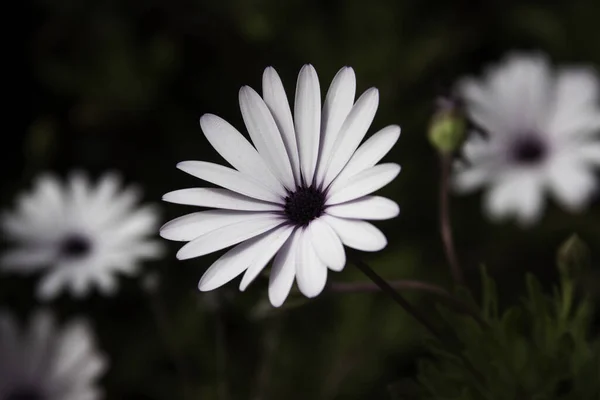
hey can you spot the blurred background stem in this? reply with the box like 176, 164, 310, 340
439, 153, 465, 286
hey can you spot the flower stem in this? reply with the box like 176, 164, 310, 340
350, 256, 488, 388
331, 279, 486, 326
439, 153, 465, 285
351, 257, 445, 341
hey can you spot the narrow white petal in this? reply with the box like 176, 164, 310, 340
263, 67, 302, 184
0, 248, 56, 271
576, 143, 600, 165
309, 218, 346, 271
108, 205, 158, 242
268, 230, 299, 307
160, 210, 269, 242
333, 125, 400, 185
548, 158, 597, 212
326, 196, 399, 220
68, 171, 92, 210
177, 216, 284, 260
294, 64, 321, 185
91, 173, 121, 210
452, 164, 493, 193
199, 114, 286, 195
327, 163, 400, 205
483, 170, 545, 225
322, 215, 387, 251
177, 161, 283, 203
163, 188, 281, 211
198, 228, 289, 291
239, 225, 294, 291
322, 88, 380, 187
315, 67, 356, 185
239, 87, 296, 190
296, 228, 327, 298
546, 67, 600, 139
37, 271, 69, 301
35, 174, 66, 217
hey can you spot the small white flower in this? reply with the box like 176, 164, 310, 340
161, 65, 401, 307
0, 310, 107, 400
1, 172, 163, 300
454, 53, 600, 225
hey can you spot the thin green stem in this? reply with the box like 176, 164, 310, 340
350, 256, 488, 391
351, 257, 445, 341
331, 279, 486, 327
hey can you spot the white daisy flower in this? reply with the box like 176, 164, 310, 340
1, 172, 163, 300
161, 65, 401, 307
454, 53, 600, 225
0, 310, 107, 400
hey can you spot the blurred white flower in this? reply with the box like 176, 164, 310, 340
161, 65, 401, 307
1, 172, 163, 300
0, 310, 107, 400
454, 53, 600, 225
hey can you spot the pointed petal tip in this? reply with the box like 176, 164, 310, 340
299, 64, 317, 75
175, 247, 192, 260
197, 279, 212, 292
199, 113, 218, 126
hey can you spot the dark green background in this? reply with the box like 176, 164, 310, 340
3, 0, 600, 398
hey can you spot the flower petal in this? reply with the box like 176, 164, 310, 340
326, 196, 399, 220
268, 230, 299, 307
546, 67, 600, 140
163, 188, 280, 211
176, 215, 284, 260
262, 67, 302, 185
198, 228, 289, 292
294, 64, 321, 185
177, 161, 282, 203
327, 163, 400, 205
315, 67, 356, 185
322, 88, 379, 187
309, 218, 346, 271
160, 210, 269, 242
547, 158, 597, 212
322, 215, 387, 251
0, 247, 56, 271
483, 170, 545, 226
239, 225, 294, 291
333, 125, 400, 185
200, 114, 286, 195
239, 86, 296, 190
296, 228, 327, 298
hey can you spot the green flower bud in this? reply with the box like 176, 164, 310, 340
557, 234, 591, 278
427, 97, 466, 154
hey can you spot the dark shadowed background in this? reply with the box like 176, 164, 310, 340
4, 0, 600, 399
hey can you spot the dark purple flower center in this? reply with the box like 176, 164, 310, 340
60, 234, 92, 259
284, 186, 326, 226
511, 135, 547, 164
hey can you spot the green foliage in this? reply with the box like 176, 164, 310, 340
413, 262, 600, 400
